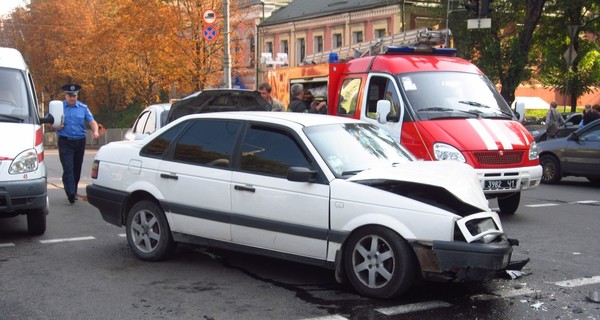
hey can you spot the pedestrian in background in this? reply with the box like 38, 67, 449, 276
578, 104, 591, 128
288, 83, 326, 113
257, 82, 284, 111
582, 104, 600, 126
56, 84, 100, 204
545, 101, 564, 139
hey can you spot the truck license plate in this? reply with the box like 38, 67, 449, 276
485, 179, 517, 190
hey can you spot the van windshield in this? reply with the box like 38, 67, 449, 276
398, 72, 514, 121
0, 68, 29, 119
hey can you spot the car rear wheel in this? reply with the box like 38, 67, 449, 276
343, 226, 417, 299
26, 208, 47, 236
497, 192, 520, 215
126, 200, 176, 261
540, 155, 562, 184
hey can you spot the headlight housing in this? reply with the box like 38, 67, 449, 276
433, 143, 466, 162
529, 141, 539, 160
456, 212, 504, 243
10, 149, 39, 174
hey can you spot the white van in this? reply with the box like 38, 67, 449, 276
0, 47, 62, 235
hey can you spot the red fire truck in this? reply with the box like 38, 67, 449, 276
267, 28, 542, 214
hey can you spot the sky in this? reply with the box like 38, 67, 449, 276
0, 0, 29, 17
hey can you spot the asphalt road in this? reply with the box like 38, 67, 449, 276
1, 149, 599, 320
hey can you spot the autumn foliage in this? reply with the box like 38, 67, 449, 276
1, 0, 253, 126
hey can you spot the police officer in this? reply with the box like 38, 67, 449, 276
56, 84, 99, 203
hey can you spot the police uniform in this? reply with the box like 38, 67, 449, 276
57, 84, 95, 203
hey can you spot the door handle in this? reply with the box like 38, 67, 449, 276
234, 185, 255, 193
160, 173, 178, 180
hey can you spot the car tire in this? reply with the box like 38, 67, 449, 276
26, 208, 47, 236
126, 200, 177, 261
497, 192, 520, 215
540, 155, 562, 184
343, 226, 417, 299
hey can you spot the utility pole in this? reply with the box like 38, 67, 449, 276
223, 0, 231, 88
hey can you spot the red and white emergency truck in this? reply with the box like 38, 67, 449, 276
267, 28, 542, 214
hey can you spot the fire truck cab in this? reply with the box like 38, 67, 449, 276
267, 29, 542, 214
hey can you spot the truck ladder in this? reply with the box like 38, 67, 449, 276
304, 28, 451, 64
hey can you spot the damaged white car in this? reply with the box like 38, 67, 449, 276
86, 112, 518, 299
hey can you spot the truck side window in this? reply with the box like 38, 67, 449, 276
366, 76, 400, 121
338, 78, 361, 116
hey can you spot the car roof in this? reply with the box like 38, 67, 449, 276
172, 111, 361, 127
144, 103, 171, 111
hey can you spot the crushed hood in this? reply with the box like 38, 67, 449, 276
348, 160, 490, 212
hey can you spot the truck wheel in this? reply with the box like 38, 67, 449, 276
27, 209, 47, 236
343, 226, 416, 299
126, 200, 176, 261
497, 192, 520, 215
540, 155, 562, 184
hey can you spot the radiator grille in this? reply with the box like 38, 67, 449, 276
474, 151, 523, 165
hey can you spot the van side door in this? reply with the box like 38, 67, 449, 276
360, 73, 404, 140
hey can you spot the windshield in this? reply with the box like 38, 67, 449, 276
399, 72, 514, 121
0, 68, 30, 120
304, 123, 414, 177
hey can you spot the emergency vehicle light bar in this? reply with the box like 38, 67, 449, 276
384, 46, 458, 56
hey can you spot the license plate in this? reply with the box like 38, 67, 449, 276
484, 179, 517, 190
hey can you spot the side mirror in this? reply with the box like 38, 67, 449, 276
40, 100, 64, 128
376, 100, 391, 124
287, 167, 317, 182
514, 101, 525, 122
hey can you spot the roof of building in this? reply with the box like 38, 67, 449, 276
260, 0, 398, 26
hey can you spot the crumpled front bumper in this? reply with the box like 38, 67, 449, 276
412, 237, 514, 282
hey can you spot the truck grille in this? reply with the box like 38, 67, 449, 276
474, 150, 523, 166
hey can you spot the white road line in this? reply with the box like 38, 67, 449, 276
118, 233, 126, 237
525, 203, 559, 208
471, 287, 536, 301
554, 276, 600, 288
375, 300, 453, 316
0, 243, 16, 247
570, 200, 599, 204
301, 315, 348, 320
39, 236, 96, 244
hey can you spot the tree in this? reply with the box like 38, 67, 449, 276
449, 0, 548, 105
535, 0, 600, 111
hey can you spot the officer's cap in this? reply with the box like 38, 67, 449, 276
61, 84, 81, 95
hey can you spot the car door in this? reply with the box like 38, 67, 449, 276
155, 119, 242, 242
563, 123, 600, 176
230, 123, 330, 260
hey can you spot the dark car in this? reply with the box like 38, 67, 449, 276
166, 89, 270, 124
529, 112, 583, 142
538, 118, 600, 184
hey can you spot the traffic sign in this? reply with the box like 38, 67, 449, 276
203, 9, 216, 24
203, 26, 217, 42
564, 45, 577, 66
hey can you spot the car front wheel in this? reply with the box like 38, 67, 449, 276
126, 200, 176, 261
343, 226, 417, 299
497, 192, 520, 215
26, 208, 47, 236
540, 155, 562, 184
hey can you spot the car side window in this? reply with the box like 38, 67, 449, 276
240, 125, 310, 177
132, 110, 151, 135
140, 122, 187, 158
173, 119, 242, 167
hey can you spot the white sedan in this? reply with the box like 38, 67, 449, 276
87, 112, 516, 298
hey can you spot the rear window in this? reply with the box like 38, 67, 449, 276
167, 90, 269, 123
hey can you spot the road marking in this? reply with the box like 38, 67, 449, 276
570, 200, 598, 204
39, 236, 96, 244
0, 243, 15, 247
471, 287, 537, 301
375, 300, 453, 315
302, 316, 348, 320
525, 203, 559, 208
118, 233, 126, 237
554, 276, 600, 288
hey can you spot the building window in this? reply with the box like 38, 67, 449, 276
333, 33, 342, 48
297, 38, 305, 65
280, 40, 288, 54
314, 35, 323, 53
374, 28, 386, 39
352, 31, 363, 44
265, 41, 273, 53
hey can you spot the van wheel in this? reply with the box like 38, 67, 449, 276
126, 200, 176, 261
27, 209, 47, 236
343, 226, 416, 299
497, 192, 520, 215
